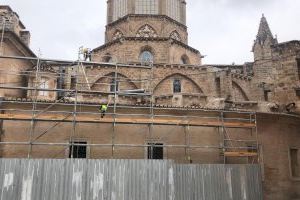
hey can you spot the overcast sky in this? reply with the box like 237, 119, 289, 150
2, 0, 300, 64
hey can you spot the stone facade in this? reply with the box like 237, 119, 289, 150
94, 0, 200, 65
0, 3, 300, 200
0, 6, 35, 98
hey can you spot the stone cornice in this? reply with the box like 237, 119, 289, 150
93, 37, 199, 54
106, 14, 187, 30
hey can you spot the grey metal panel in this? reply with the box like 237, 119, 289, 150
0, 159, 262, 200
173, 164, 263, 200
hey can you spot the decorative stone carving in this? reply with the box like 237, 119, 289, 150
33, 63, 56, 73
170, 31, 181, 42
136, 25, 158, 38
112, 30, 123, 40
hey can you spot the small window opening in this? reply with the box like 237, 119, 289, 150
180, 55, 190, 64
264, 91, 270, 101
69, 141, 87, 158
297, 59, 300, 81
110, 78, 119, 92
296, 88, 300, 97
173, 79, 181, 93
140, 50, 153, 63
104, 54, 113, 63
70, 76, 76, 89
216, 77, 221, 97
38, 78, 49, 96
148, 143, 163, 159
290, 148, 300, 178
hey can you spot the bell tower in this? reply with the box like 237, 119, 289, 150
93, 0, 201, 65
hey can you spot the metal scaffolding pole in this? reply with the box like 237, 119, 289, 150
0, 55, 262, 161
221, 111, 226, 164
112, 62, 118, 158
27, 55, 41, 158
148, 62, 155, 159
70, 57, 80, 158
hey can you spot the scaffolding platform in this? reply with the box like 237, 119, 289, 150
0, 113, 256, 128
0, 55, 259, 162
224, 151, 258, 157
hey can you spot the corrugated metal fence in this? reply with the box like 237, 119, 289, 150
0, 159, 263, 200
174, 164, 263, 200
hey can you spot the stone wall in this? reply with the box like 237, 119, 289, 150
257, 114, 300, 200
0, 35, 34, 98
93, 39, 201, 65
105, 15, 188, 44
73, 64, 225, 107
0, 104, 300, 200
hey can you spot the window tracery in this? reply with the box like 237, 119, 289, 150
170, 31, 181, 41
140, 51, 154, 63
136, 25, 158, 38
112, 30, 124, 40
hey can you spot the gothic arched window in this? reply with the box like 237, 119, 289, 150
173, 79, 181, 93
140, 51, 153, 63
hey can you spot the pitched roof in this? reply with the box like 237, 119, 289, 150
255, 14, 274, 44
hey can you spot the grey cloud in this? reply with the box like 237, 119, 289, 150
2, 0, 300, 64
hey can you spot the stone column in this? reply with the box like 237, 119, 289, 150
160, 0, 167, 15
107, 0, 113, 24
181, 0, 186, 25
128, 0, 135, 14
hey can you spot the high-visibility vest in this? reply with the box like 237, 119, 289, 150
100, 105, 107, 111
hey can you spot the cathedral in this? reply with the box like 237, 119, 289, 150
0, 1, 300, 199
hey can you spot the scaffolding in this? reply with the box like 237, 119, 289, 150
0, 54, 259, 163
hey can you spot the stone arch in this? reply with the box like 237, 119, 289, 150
153, 73, 204, 95
112, 29, 124, 40
91, 72, 138, 92
140, 45, 155, 54
169, 30, 181, 42
136, 24, 158, 38
232, 81, 249, 101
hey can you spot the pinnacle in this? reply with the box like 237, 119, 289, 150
256, 14, 274, 44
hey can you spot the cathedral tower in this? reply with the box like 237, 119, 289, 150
93, 0, 201, 65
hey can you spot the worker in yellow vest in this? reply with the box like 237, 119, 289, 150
99, 104, 108, 118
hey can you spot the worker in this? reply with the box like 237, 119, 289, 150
83, 48, 88, 60
87, 49, 92, 61
83, 48, 92, 61
99, 104, 108, 118
286, 102, 296, 113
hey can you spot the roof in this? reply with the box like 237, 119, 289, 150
253, 14, 278, 51
4, 30, 36, 57
256, 14, 274, 43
